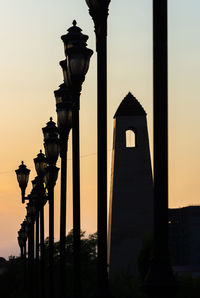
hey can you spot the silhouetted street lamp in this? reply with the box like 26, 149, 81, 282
42, 117, 60, 298
54, 83, 72, 298
61, 20, 93, 298
20, 220, 28, 291
15, 161, 30, 203
34, 150, 48, 176
20, 220, 28, 259
85, 1, 111, 296
18, 224, 28, 292
24, 220, 32, 298
26, 197, 37, 298
31, 176, 41, 298
18, 229, 25, 258
33, 150, 47, 298
143, 1, 176, 298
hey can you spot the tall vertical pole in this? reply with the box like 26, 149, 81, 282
24, 241, 27, 291
35, 207, 40, 298
20, 245, 23, 258
24, 242, 27, 260
72, 99, 81, 298
153, 0, 168, 259
59, 138, 68, 298
28, 223, 34, 298
60, 21, 93, 298
144, 1, 176, 297
49, 184, 54, 298
85, 2, 111, 295
96, 17, 109, 295
42, 118, 59, 298
40, 202, 45, 298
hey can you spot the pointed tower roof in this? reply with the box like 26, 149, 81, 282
114, 92, 146, 118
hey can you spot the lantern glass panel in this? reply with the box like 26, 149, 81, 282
57, 109, 72, 130
43, 131, 49, 139
17, 173, 26, 185
68, 52, 86, 76
35, 161, 47, 176
44, 142, 60, 162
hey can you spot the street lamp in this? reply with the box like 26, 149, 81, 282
18, 229, 25, 258
61, 20, 93, 95
20, 221, 28, 291
21, 220, 28, 258
61, 20, 93, 298
54, 83, 72, 298
34, 149, 48, 177
26, 197, 37, 298
33, 149, 47, 298
85, 1, 111, 297
15, 161, 30, 203
44, 165, 59, 189
43, 117, 60, 165
55, 83, 72, 133
42, 117, 60, 298
31, 177, 41, 298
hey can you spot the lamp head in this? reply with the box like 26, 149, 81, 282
61, 21, 93, 92
34, 150, 48, 178
54, 84, 72, 135
15, 161, 30, 203
42, 118, 60, 165
44, 165, 59, 189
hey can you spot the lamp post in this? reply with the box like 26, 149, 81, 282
24, 219, 32, 296
18, 229, 25, 258
15, 162, 32, 297
85, 1, 111, 296
18, 226, 28, 291
15, 161, 30, 203
33, 150, 47, 298
42, 118, 60, 298
21, 220, 27, 258
61, 21, 93, 298
21, 221, 28, 291
143, 1, 176, 298
54, 83, 72, 298
26, 198, 37, 298
31, 177, 41, 298
21, 221, 28, 259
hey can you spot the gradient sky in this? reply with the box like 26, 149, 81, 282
0, 0, 200, 258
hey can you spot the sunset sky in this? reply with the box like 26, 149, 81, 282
0, 0, 200, 259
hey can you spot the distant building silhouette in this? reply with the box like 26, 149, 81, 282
169, 206, 200, 266
108, 92, 153, 278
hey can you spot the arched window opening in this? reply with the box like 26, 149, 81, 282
126, 129, 136, 148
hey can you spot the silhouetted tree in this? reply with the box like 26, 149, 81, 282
43, 229, 98, 297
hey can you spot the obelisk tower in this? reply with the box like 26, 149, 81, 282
108, 92, 153, 278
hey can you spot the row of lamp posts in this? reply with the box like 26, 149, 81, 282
16, 1, 176, 298
16, 119, 60, 298
15, 16, 94, 298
